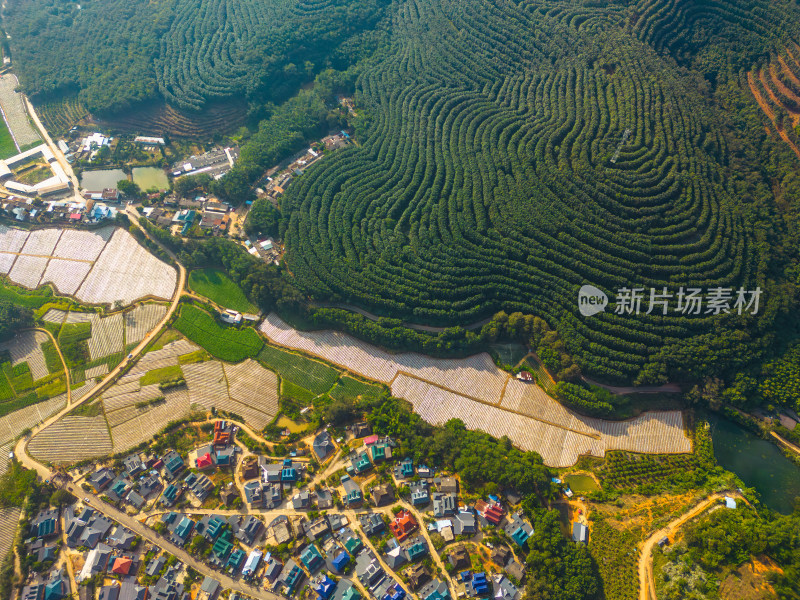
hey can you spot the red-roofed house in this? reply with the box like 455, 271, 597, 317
483, 503, 504, 526
196, 453, 214, 470
389, 510, 418, 542
363, 434, 379, 446
111, 557, 133, 576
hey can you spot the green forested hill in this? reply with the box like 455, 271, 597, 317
2, 0, 390, 112
280, 0, 800, 384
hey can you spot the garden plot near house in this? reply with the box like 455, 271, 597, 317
0, 330, 49, 381
29, 414, 112, 463
20, 228, 62, 256
52, 227, 114, 261
39, 259, 92, 295
77, 228, 177, 305
8, 254, 48, 289
223, 359, 279, 429
125, 304, 167, 345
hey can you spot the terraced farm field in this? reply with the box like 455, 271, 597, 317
0, 74, 40, 148
29, 414, 113, 464
261, 314, 691, 466
0, 226, 176, 305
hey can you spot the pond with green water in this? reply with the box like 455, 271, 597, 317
710, 415, 800, 514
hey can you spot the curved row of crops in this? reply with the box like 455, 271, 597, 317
282, 0, 792, 382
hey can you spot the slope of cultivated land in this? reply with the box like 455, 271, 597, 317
260, 313, 507, 402
41, 309, 68, 324
0, 74, 40, 147
175, 305, 263, 362
28, 414, 112, 464
110, 387, 192, 453
0, 330, 49, 381
124, 304, 168, 345
39, 259, 92, 296
188, 269, 258, 313
0, 393, 65, 445
0, 507, 21, 565
127, 339, 198, 377
8, 255, 48, 289
52, 227, 114, 261
20, 229, 62, 256
86, 313, 124, 361
77, 228, 177, 305
223, 359, 279, 429
1, 227, 174, 305
262, 314, 691, 466
182, 360, 229, 410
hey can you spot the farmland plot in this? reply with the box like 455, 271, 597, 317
77, 228, 177, 305
8, 254, 47, 289
39, 259, 92, 295
29, 414, 112, 463
85, 364, 108, 379
223, 359, 279, 429
0, 74, 40, 147
0, 225, 29, 254
110, 387, 191, 453
0, 393, 65, 445
86, 313, 123, 361
0, 507, 21, 564
125, 304, 167, 344
128, 339, 198, 377
182, 360, 229, 409
260, 314, 507, 402
265, 313, 692, 466
42, 309, 68, 324
0, 330, 49, 380
53, 227, 114, 261
20, 228, 62, 256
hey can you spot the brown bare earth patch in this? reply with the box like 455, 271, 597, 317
747, 70, 800, 159
719, 555, 781, 600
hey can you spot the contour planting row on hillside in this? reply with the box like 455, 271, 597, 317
0, 226, 177, 306
281, 0, 763, 383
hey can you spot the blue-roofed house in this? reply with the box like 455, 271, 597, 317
162, 450, 184, 480
281, 458, 298, 482
406, 537, 428, 562
172, 517, 194, 545
332, 551, 350, 572
160, 484, 178, 507
419, 580, 449, 600
469, 572, 489, 597
352, 452, 372, 475
281, 560, 304, 596
300, 544, 324, 573
227, 548, 246, 572
315, 575, 337, 600
32, 509, 59, 540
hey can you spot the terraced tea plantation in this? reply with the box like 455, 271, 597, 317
0, 226, 177, 306
280, 0, 800, 384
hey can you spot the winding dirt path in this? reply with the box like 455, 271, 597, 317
638, 492, 741, 600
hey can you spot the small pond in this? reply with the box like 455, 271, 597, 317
80, 168, 127, 190
564, 473, 601, 494
710, 415, 800, 514
276, 416, 311, 433
132, 166, 169, 191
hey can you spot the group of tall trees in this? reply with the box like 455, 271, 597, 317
0, 300, 32, 343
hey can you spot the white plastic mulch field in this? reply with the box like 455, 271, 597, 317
86, 313, 124, 361
0, 225, 176, 306
223, 359, 279, 429
125, 304, 168, 345
0, 394, 66, 446
262, 313, 693, 467
39, 259, 92, 295
28, 414, 112, 464
53, 227, 114, 261
0, 330, 50, 381
76, 228, 177, 305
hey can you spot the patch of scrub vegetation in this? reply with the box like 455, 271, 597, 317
69, 401, 103, 417
257, 344, 339, 395
329, 376, 384, 403
57, 322, 91, 368
188, 268, 258, 313
174, 304, 263, 362
0, 281, 53, 309
178, 349, 210, 365
139, 365, 183, 386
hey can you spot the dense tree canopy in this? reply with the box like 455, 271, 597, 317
0, 300, 33, 343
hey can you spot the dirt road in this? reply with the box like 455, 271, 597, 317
770, 431, 800, 455
638, 492, 739, 600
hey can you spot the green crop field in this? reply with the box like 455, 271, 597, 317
0, 117, 17, 160
140, 365, 183, 386
188, 268, 258, 314
0, 282, 53, 309
257, 344, 339, 395
174, 304, 263, 362
330, 377, 384, 402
